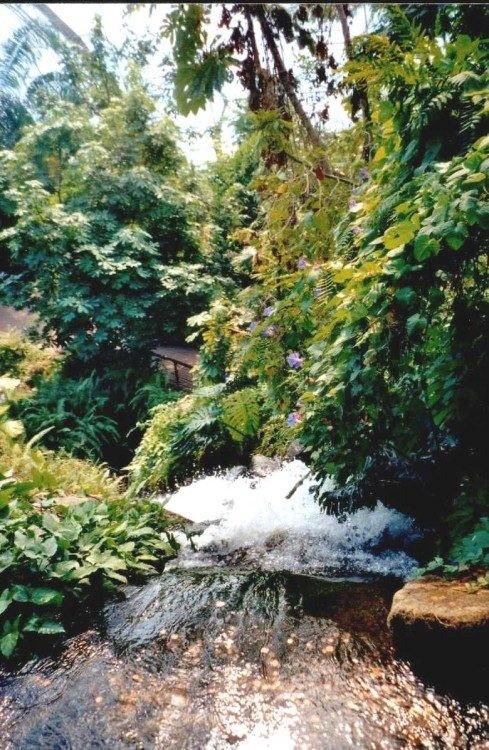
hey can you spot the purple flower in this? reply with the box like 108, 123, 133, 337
262, 325, 277, 337
248, 321, 258, 332
263, 306, 274, 317
359, 167, 369, 182
286, 352, 303, 369
314, 287, 322, 297
287, 411, 302, 427
349, 198, 357, 210
353, 226, 361, 235
297, 257, 308, 270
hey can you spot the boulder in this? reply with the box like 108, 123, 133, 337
285, 440, 304, 460
388, 577, 489, 671
251, 454, 281, 477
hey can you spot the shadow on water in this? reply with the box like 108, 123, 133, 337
1, 567, 487, 749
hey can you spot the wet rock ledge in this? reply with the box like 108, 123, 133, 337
388, 577, 489, 670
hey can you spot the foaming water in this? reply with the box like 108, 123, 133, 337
159, 460, 419, 579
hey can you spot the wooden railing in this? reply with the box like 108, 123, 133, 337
152, 351, 194, 391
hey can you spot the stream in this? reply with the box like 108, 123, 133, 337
0, 460, 487, 749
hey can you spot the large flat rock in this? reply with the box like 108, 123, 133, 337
388, 577, 489, 672
388, 577, 489, 629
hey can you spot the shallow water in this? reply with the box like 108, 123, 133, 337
0, 462, 487, 749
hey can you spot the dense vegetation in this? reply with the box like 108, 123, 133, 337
0, 339, 179, 658
0, 3, 487, 655
131, 4, 488, 576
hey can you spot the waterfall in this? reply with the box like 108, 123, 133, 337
158, 460, 419, 579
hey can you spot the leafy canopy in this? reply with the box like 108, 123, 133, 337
0, 75, 220, 362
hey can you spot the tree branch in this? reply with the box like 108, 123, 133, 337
32, 4, 89, 52
253, 5, 327, 154
251, 5, 352, 183
336, 3, 372, 160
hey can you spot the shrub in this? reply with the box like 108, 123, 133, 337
417, 517, 489, 588
12, 372, 120, 460
0, 373, 178, 660
0, 333, 184, 468
0, 469, 177, 659
0, 87, 220, 365
129, 383, 264, 492
129, 396, 214, 492
0, 432, 122, 501
0, 331, 59, 392
129, 369, 183, 416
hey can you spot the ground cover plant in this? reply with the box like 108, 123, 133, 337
0, 373, 178, 659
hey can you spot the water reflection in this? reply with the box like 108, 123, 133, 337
1, 570, 487, 749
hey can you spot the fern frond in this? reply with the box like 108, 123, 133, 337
181, 405, 219, 435
193, 383, 226, 399
221, 386, 261, 443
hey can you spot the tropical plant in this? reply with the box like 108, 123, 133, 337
12, 372, 120, 460
0, 469, 177, 659
158, 2, 368, 173
0, 75, 220, 366
0, 330, 59, 390
144, 4, 488, 589
0, 371, 178, 660
296, 22, 488, 514
417, 517, 489, 588
0, 374, 24, 442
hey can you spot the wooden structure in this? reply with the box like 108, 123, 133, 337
153, 346, 199, 391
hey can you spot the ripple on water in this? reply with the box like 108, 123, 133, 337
0, 462, 486, 749
1, 570, 487, 749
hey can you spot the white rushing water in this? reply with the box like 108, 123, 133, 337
158, 460, 419, 579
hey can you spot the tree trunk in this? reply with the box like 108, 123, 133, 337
336, 4, 372, 160
253, 5, 326, 153
252, 5, 353, 184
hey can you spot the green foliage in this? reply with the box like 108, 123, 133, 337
0, 331, 59, 387
0, 94, 32, 149
0, 332, 183, 467
129, 380, 265, 492
143, 113, 360, 486
257, 413, 294, 459
201, 115, 260, 283
0, 469, 176, 659
0, 79, 219, 364
417, 517, 489, 588
0, 375, 24, 442
188, 298, 244, 385
299, 28, 488, 489
155, 7, 488, 587
12, 372, 120, 460
129, 396, 209, 491
129, 370, 183, 415
163, 5, 233, 115
0, 431, 121, 502
0, 361, 121, 499
0, 369, 177, 659
222, 387, 261, 443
